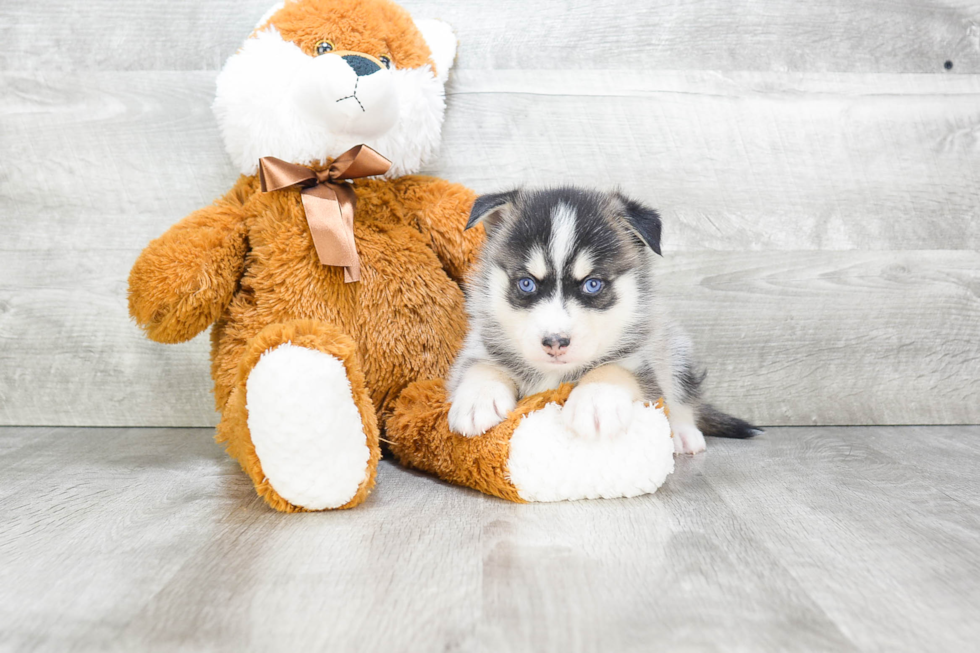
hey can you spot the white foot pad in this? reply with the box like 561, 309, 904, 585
672, 422, 707, 455
246, 344, 370, 510
507, 401, 675, 502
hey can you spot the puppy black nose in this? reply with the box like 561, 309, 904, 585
541, 334, 571, 357
342, 54, 381, 77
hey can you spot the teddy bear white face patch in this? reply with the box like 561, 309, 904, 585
289, 48, 401, 139
212, 1, 457, 178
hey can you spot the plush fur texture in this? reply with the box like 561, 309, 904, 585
129, 172, 485, 511
128, 0, 692, 510
387, 382, 674, 502
214, 0, 453, 176
129, 0, 484, 512
246, 343, 371, 510
388, 380, 526, 502
216, 320, 381, 512
508, 396, 674, 502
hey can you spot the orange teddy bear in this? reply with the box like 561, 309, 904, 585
129, 0, 675, 512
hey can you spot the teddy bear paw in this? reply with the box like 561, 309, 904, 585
506, 400, 675, 502
246, 344, 372, 510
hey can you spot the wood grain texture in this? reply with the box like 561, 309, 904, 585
2, 0, 978, 73
438, 70, 980, 252
0, 72, 236, 253
2, 248, 977, 427
4, 71, 978, 253
1, 425, 978, 651
708, 427, 980, 652
661, 249, 980, 427
2, 70, 979, 426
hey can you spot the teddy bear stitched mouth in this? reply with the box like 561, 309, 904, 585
335, 77, 366, 112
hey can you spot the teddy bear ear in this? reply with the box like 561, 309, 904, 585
414, 18, 457, 84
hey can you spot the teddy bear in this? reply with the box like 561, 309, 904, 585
129, 0, 674, 512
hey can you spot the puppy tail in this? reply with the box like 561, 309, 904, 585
696, 404, 762, 439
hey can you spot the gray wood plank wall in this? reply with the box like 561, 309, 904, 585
1, 1, 979, 427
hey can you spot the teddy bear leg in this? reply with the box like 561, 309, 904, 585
385, 380, 525, 502
387, 381, 676, 503
217, 320, 381, 512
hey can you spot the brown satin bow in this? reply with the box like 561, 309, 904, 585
258, 144, 392, 283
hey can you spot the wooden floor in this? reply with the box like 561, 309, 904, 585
1, 426, 978, 652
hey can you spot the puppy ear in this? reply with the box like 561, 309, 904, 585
467, 191, 518, 232
616, 193, 663, 256
414, 19, 457, 84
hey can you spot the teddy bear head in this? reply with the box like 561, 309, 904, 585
213, 0, 457, 177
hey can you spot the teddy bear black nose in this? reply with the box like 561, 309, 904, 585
342, 54, 381, 77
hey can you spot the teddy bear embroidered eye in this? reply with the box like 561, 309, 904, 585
129, 0, 674, 512
213, 0, 456, 177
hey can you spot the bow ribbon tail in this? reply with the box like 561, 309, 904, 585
258, 146, 390, 283
334, 183, 361, 283
300, 182, 361, 282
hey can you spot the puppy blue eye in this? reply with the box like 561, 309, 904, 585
517, 277, 537, 293
582, 278, 603, 294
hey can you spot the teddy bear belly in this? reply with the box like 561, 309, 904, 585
349, 233, 471, 414
210, 225, 470, 418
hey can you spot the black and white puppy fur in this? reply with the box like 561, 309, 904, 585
447, 187, 758, 453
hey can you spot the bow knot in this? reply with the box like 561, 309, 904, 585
258, 144, 392, 283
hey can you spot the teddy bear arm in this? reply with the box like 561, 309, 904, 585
128, 180, 252, 344
391, 176, 484, 284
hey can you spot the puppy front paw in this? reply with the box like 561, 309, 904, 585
672, 422, 706, 455
448, 379, 517, 437
562, 383, 636, 440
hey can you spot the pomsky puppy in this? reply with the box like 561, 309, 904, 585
447, 187, 758, 454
